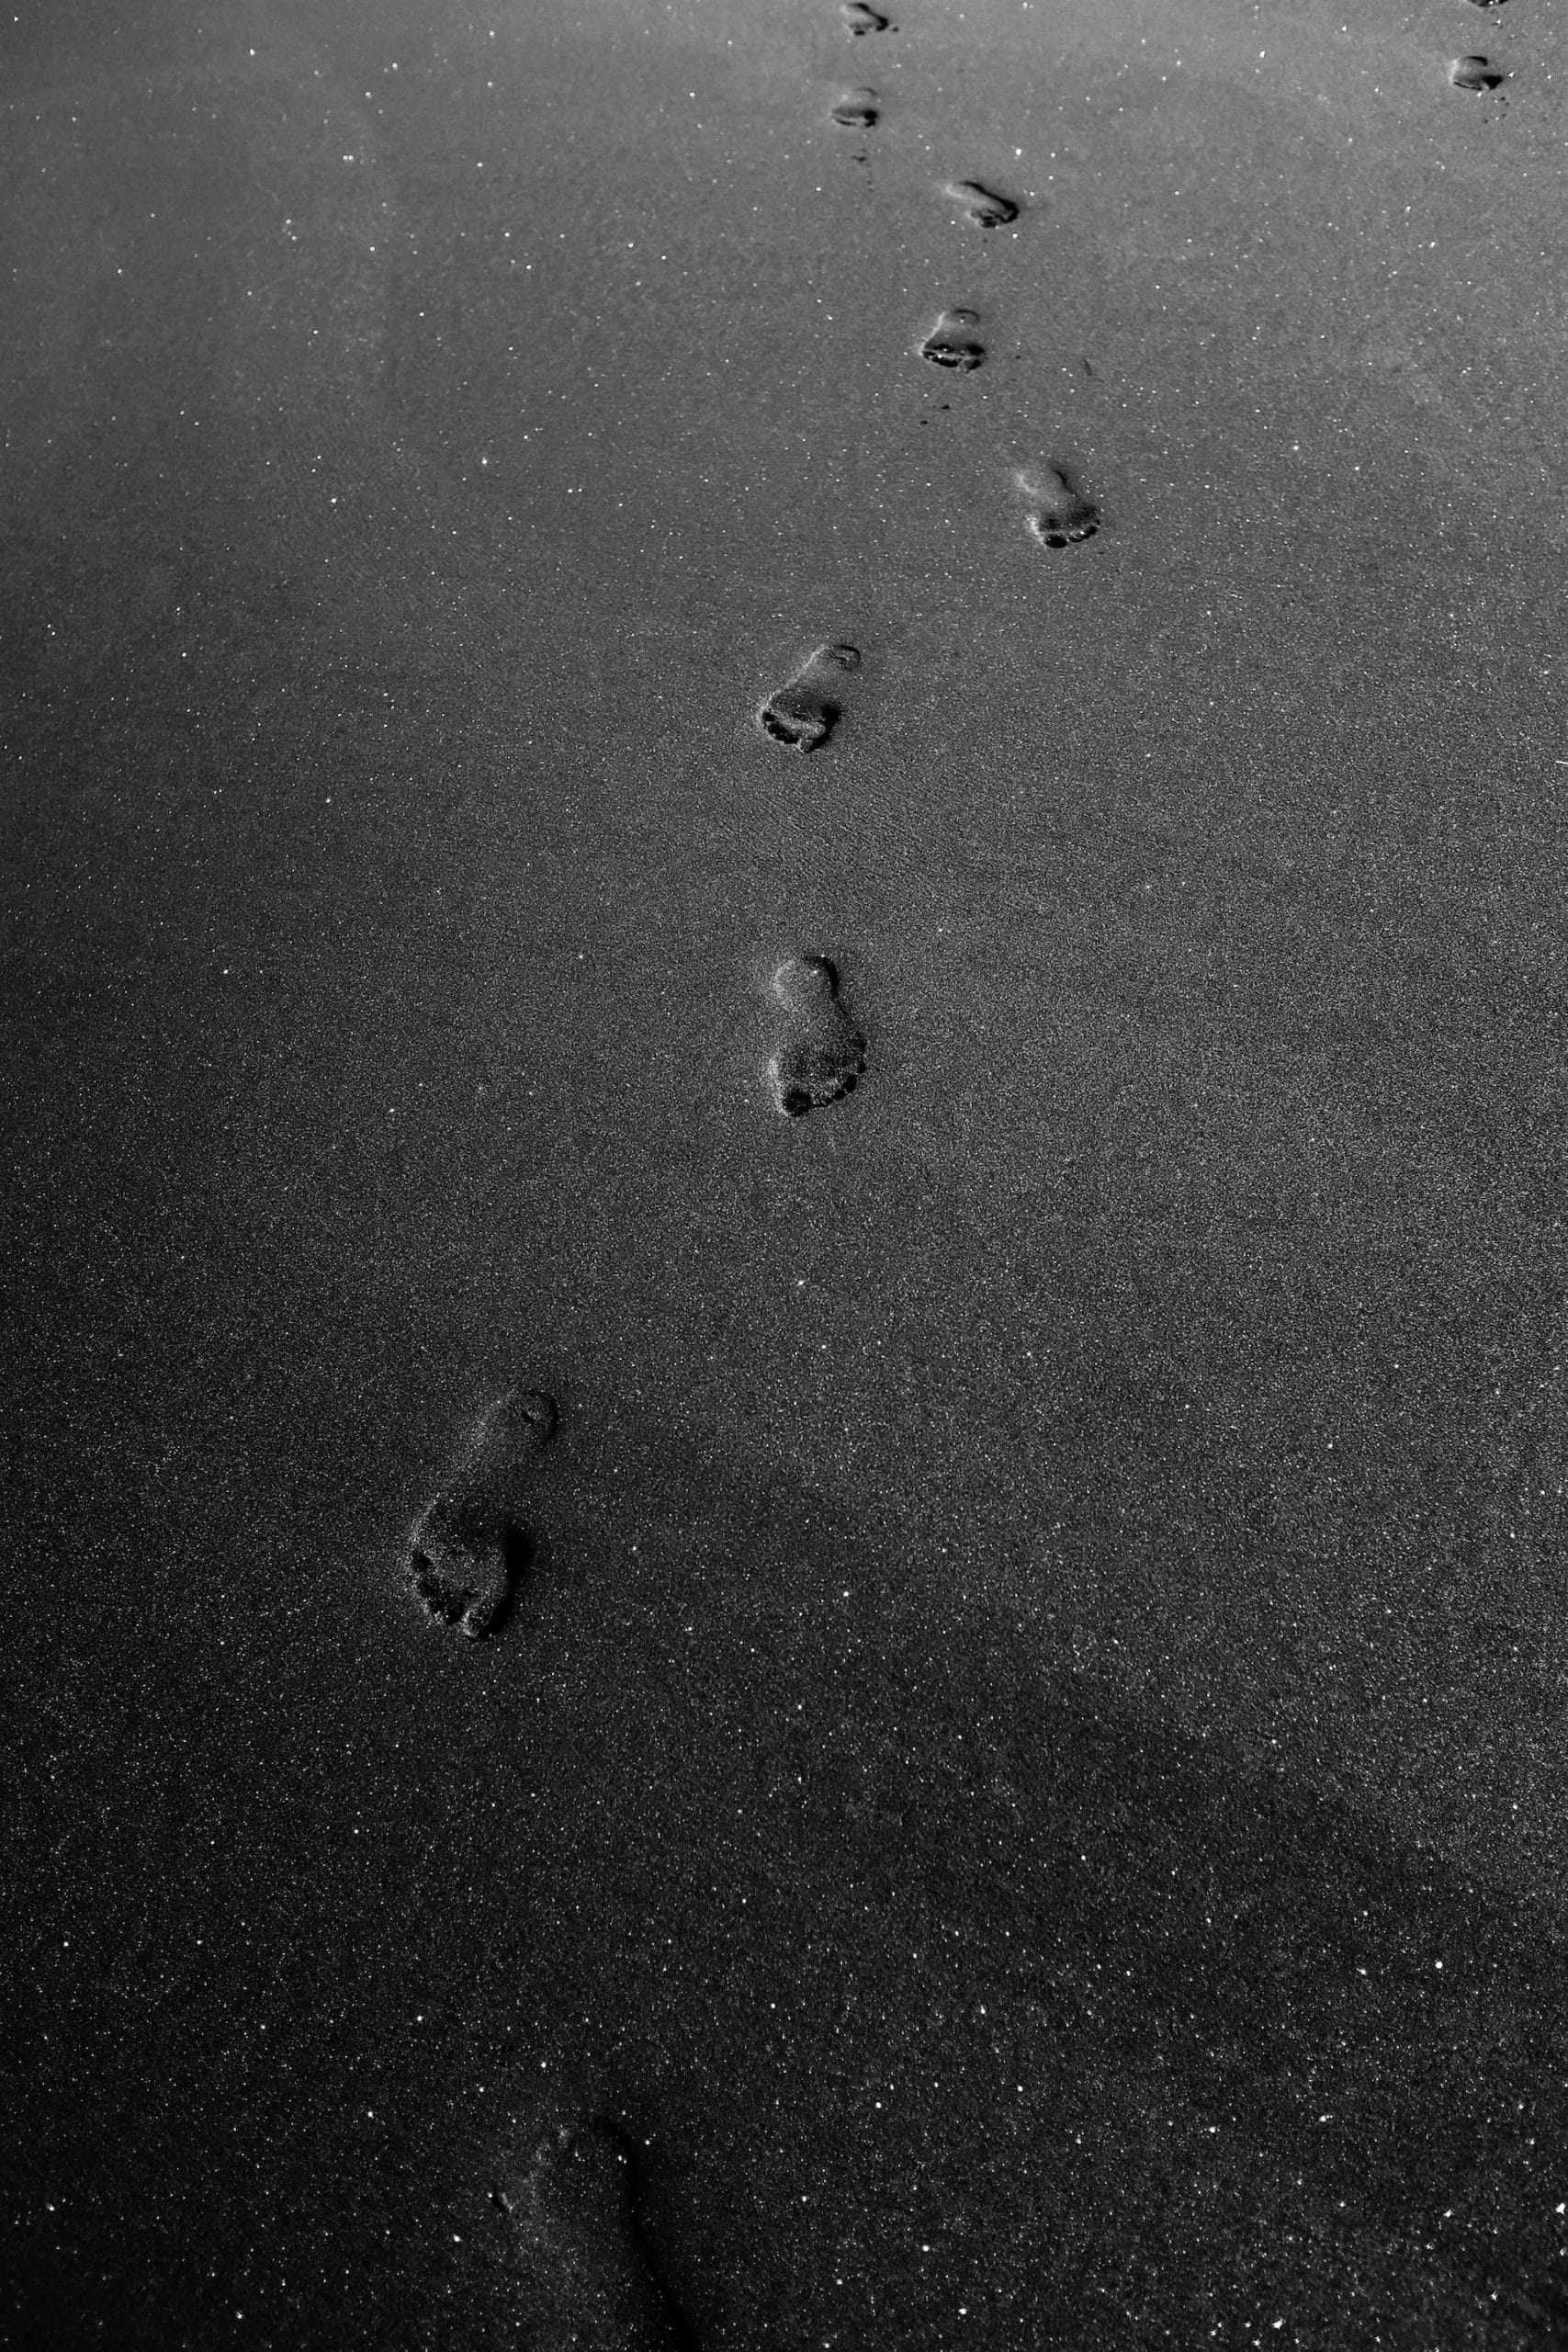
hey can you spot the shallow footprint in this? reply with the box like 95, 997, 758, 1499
1017, 462, 1100, 548
945, 177, 1019, 228
407, 1387, 557, 1640
757, 640, 860, 752
919, 306, 985, 371
831, 86, 879, 126
841, 2, 891, 31
769, 955, 866, 1117
1450, 51, 1505, 86
496, 2122, 687, 2352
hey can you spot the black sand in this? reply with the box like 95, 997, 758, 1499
6, 0, 1568, 2342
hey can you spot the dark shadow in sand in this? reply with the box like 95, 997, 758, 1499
463, 1426, 1568, 2346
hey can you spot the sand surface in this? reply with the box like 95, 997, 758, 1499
6, 0, 1568, 2341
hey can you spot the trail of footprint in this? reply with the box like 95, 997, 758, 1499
919, 306, 985, 370
757, 640, 860, 752
1450, 52, 1505, 86
406, 1388, 557, 1640
841, 2, 891, 32
769, 956, 866, 1117
1016, 462, 1100, 548
944, 177, 1019, 229
831, 86, 880, 127
495, 2122, 689, 2352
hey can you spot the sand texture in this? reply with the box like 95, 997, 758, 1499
6, 0, 1568, 2341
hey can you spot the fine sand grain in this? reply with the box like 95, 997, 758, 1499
6, 0, 1568, 2343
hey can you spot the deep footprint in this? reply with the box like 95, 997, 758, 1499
945, 177, 1019, 228
919, 306, 985, 371
407, 1387, 557, 1639
1019, 462, 1100, 548
1450, 51, 1505, 86
769, 955, 866, 1117
841, 2, 890, 31
496, 2122, 688, 2352
757, 640, 860, 752
831, 86, 879, 126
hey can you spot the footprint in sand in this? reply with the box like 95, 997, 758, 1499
1016, 462, 1100, 548
769, 956, 866, 1117
919, 306, 986, 371
831, 86, 880, 127
757, 640, 861, 752
495, 2122, 687, 2352
407, 1388, 557, 1640
841, 2, 891, 32
1450, 51, 1506, 86
944, 177, 1020, 229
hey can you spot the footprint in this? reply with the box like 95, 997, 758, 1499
757, 640, 861, 752
1017, 462, 1100, 548
495, 2121, 688, 2352
840, 2, 891, 31
406, 1387, 557, 1640
919, 307, 985, 371
831, 87, 879, 127
769, 956, 866, 1118
945, 177, 1019, 229
1450, 52, 1505, 86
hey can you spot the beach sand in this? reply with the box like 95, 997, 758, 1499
6, 0, 1568, 2341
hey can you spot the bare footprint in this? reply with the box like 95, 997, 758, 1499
1450, 51, 1505, 86
769, 956, 865, 1117
831, 86, 879, 126
919, 306, 985, 371
495, 2122, 688, 2352
944, 177, 1019, 229
757, 640, 860, 752
840, 2, 891, 31
406, 1387, 557, 1640
1016, 462, 1100, 548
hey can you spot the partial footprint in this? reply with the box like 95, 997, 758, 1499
1016, 462, 1100, 548
769, 956, 865, 1117
1450, 52, 1505, 86
945, 177, 1019, 229
831, 86, 880, 127
757, 640, 860, 752
407, 1387, 557, 1640
496, 2122, 688, 2352
841, 2, 891, 31
919, 306, 985, 371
